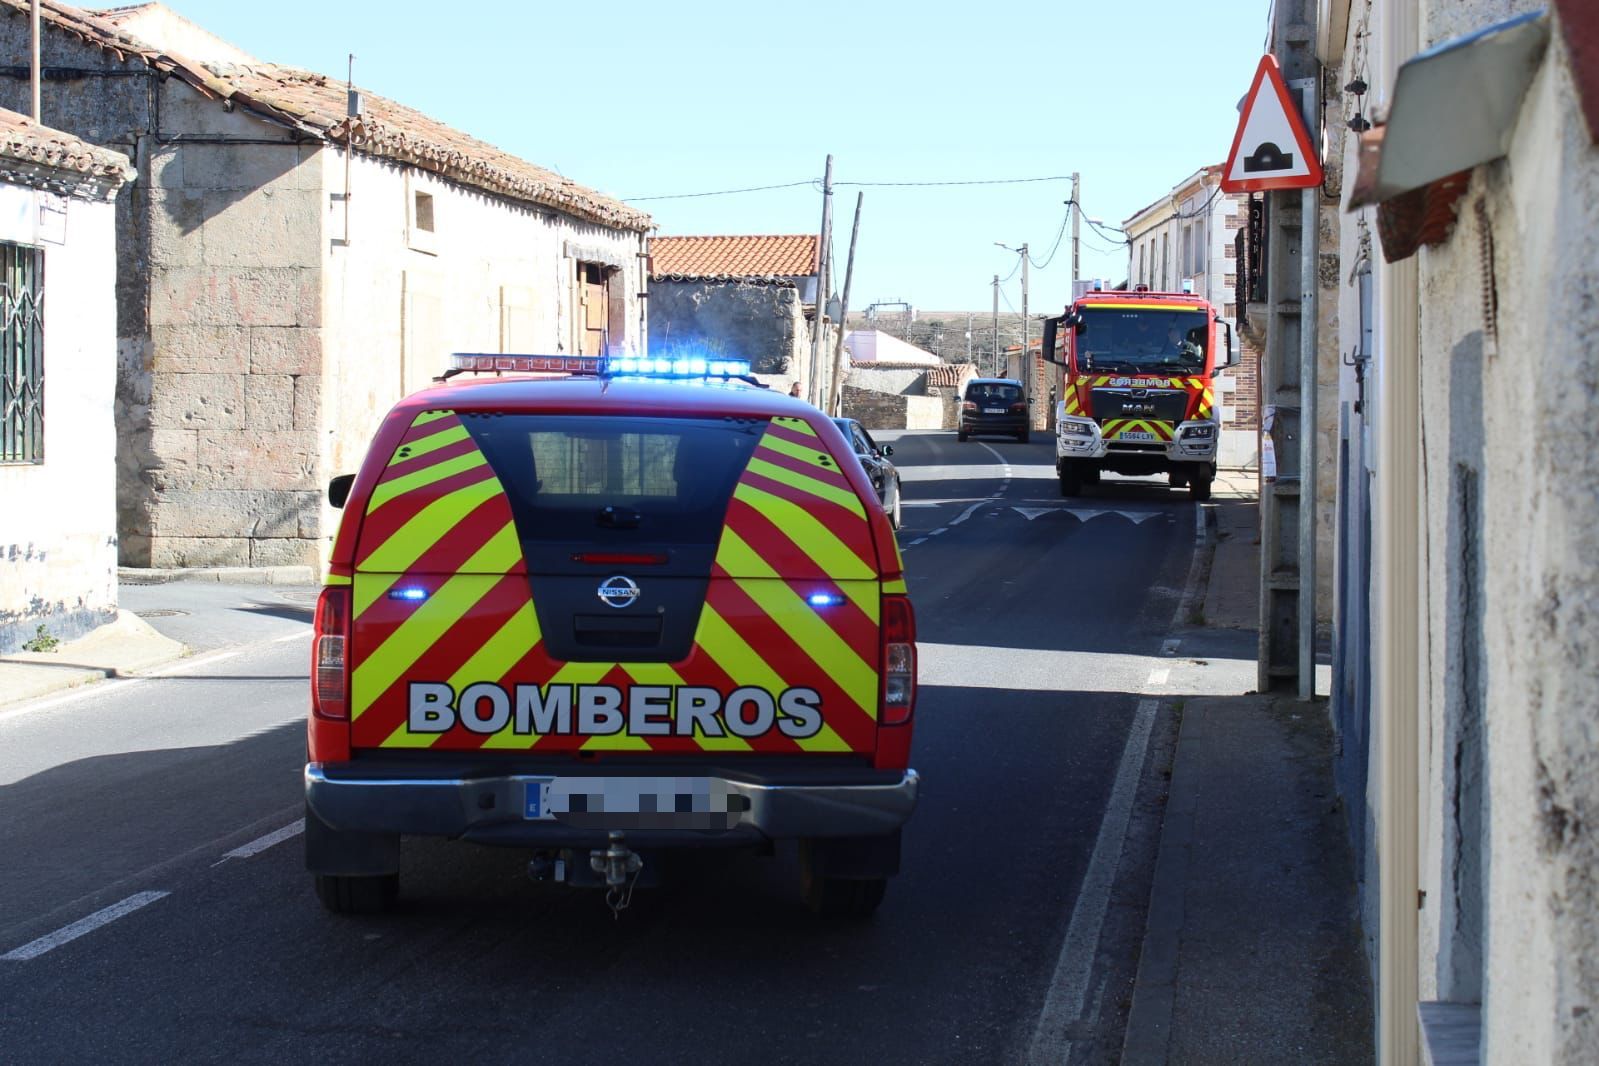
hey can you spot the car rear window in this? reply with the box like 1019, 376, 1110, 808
968, 383, 1021, 403
460, 414, 764, 546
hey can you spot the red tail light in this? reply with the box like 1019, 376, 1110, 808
1008, 402, 1026, 413
962, 401, 977, 411
880, 594, 916, 726
312, 586, 351, 719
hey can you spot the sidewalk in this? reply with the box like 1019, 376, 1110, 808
0, 610, 188, 710
1120, 470, 1373, 1064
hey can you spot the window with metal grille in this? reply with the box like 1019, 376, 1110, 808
0, 242, 44, 464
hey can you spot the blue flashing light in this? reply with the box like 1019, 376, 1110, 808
388, 587, 429, 602
807, 592, 844, 608
604, 351, 751, 382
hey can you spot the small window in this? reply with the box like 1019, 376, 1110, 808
407, 181, 437, 255
1, 241, 45, 464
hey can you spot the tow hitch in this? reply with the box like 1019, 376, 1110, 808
526, 832, 645, 918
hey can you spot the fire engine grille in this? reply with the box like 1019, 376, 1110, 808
1091, 389, 1188, 424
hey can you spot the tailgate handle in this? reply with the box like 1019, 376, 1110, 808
573, 613, 663, 649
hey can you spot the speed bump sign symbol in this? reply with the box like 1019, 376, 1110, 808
1222, 54, 1323, 192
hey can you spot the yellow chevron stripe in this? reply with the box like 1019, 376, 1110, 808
694, 603, 850, 752
478, 661, 615, 751
744, 455, 865, 514
733, 576, 877, 721
757, 433, 841, 474
357, 478, 506, 574
717, 528, 879, 623
368, 450, 489, 513
619, 662, 750, 752
351, 572, 506, 720
324, 573, 352, 587
412, 409, 454, 427
730, 483, 875, 580
389, 423, 470, 465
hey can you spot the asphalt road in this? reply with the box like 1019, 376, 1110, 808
0, 430, 1239, 1065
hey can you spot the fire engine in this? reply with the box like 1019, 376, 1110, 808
1040, 287, 1236, 500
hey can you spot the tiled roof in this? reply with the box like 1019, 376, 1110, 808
4, 1, 648, 231
925, 363, 974, 388
0, 106, 133, 185
650, 235, 818, 279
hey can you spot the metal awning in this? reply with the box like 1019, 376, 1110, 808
1349, 10, 1550, 208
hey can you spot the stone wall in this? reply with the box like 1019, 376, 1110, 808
840, 386, 943, 431
647, 279, 805, 376
0, 183, 122, 651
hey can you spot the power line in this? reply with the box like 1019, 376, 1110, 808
621, 180, 816, 202
1028, 206, 1072, 269
835, 175, 1075, 188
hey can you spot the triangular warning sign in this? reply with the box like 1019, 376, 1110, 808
1221, 55, 1323, 193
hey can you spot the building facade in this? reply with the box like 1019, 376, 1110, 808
0, 108, 133, 652
1122, 166, 1263, 468
0, 1, 651, 572
1291, 0, 1599, 1062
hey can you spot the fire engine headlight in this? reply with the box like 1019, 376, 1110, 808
1181, 424, 1216, 440
1061, 419, 1095, 437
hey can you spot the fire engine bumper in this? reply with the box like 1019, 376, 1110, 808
304, 763, 919, 848
1055, 415, 1219, 463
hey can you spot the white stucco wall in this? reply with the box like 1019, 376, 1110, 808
0, 184, 120, 652
319, 149, 646, 556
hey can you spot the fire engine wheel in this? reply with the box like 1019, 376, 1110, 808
1170, 472, 1189, 488
1188, 476, 1213, 502
315, 873, 399, 915
1058, 465, 1083, 498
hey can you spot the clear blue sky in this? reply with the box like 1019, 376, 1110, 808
159, 0, 1267, 313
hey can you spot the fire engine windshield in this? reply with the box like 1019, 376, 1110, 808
1075, 309, 1209, 374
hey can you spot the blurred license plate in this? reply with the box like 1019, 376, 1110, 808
1121, 431, 1157, 441
983, 407, 1005, 414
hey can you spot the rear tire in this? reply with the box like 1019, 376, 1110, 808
1016, 430, 1029, 443
314, 873, 398, 915
1170, 472, 1189, 488
802, 870, 887, 919
1189, 475, 1213, 501
957, 429, 969, 442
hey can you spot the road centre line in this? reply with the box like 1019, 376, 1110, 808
1, 891, 170, 962
1028, 699, 1159, 1061
213, 820, 304, 866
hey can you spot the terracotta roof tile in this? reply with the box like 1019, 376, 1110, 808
650, 235, 818, 279
0, 106, 133, 182
3, 1, 648, 231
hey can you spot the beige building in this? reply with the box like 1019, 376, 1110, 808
0, 108, 133, 651
0, 1, 651, 572
1307, 0, 1599, 1062
1122, 167, 1263, 469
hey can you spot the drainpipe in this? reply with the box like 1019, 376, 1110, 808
1376, 2, 1422, 1062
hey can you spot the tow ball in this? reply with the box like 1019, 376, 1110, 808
593, 832, 644, 917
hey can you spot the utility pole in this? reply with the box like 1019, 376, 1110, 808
807, 155, 834, 406
991, 274, 1000, 376
965, 312, 973, 362
827, 192, 864, 417
30, 0, 40, 122
1070, 172, 1081, 297
1021, 244, 1030, 422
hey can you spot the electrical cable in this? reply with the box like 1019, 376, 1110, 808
834, 175, 1074, 188
621, 180, 817, 202
1027, 207, 1072, 269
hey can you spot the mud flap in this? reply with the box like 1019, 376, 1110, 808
305, 801, 400, 877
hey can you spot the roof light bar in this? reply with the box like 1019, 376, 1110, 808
444, 352, 752, 381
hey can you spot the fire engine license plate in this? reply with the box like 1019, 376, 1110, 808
523, 781, 554, 820
984, 407, 1005, 414
1121, 431, 1157, 441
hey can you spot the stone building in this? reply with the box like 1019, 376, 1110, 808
1300, 0, 1599, 1062
1122, 165, 1265, 470
0, 107, 134, 652
0, 1, 651, 572
647, 234, 831, 398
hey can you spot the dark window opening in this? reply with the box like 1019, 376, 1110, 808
1, 242, 45, 464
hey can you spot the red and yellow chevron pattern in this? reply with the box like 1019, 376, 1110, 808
1099, 418, 1176, 442
345, 411, 883, 755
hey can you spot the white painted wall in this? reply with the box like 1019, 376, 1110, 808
0, 184, 120, 651
318, 149, 646, 558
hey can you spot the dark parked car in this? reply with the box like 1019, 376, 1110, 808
833, 417, 902, 529
958, 378, 1029, 442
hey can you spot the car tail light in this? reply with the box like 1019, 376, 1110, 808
880, 594, 916, 726
1009, 402, 1026, 413
312, 586, 351, 719
962, 401, 976, 411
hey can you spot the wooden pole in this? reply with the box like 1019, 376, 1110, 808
827, 192, 864, 416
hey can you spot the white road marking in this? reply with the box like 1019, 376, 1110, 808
1028, 699, 1158, 1061
1, 891, 170, 961
907, 538, 928, 546
273, 630, 313, 643
1146, 668, 1170, 687
1013, 507, 1054, 521
948, 501, 987, 527
214, 820, 304, 865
